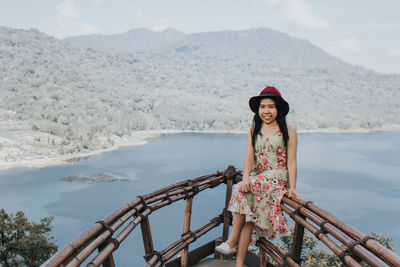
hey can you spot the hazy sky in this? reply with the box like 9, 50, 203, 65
1, 0, 400, 74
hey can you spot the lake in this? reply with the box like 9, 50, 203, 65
0, 131, 399, 266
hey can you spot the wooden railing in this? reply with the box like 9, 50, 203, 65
263, 196, 400, 267
42, 166, 400, 267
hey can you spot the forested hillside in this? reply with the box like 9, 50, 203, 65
1, 26, 399, 160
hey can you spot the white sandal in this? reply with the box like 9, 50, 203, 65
215, 242, 237, 255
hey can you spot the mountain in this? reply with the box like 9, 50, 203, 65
67, 27, 345, 68
64, 28, 186, 52
1, 26, 399, 158
168, 28, 347, 69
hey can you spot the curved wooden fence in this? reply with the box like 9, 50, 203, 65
42, 166, 400, 267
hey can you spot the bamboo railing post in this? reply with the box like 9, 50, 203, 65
214, 166, 236, 261
222, 165, 235, 241
101, 253, 116, 267
180, 197, 193, 267
291, 214, 305, 264
140, 216, 155, 261
97, 238, 117, 267
259, 249, 266, 267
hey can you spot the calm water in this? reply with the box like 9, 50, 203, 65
0, 131, 399, 265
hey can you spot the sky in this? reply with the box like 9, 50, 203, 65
1, 0, 400, 74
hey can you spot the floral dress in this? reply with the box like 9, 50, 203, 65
228, 131, 289, 243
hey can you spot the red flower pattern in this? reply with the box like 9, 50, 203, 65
228, 131, 289, 244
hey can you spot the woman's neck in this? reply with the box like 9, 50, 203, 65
262, 121, 279, 128
261, 121, 280, 135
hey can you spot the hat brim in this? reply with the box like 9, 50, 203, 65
249, 95, 289, 115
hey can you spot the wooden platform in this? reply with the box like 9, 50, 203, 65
192, 258, 247, 267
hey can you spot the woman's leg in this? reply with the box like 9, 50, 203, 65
225, 212, 245, 248
235, 222, 254, 267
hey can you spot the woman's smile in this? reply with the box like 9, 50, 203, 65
259, 98, 278, 124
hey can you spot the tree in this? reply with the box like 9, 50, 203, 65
0, 209, 58, 267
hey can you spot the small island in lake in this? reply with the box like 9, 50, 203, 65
62, 174, 129, 183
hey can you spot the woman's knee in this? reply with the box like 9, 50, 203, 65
243, 221, 254, 229
233, 212, 245, 223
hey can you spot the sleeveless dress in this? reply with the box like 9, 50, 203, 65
228, 131, 289, 243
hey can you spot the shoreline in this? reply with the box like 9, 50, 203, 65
1, 126, 400, 172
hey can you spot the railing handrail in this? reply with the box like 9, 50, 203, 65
264, 195, 400, 267
42, 167, 240, 267
42, 166, 400, 267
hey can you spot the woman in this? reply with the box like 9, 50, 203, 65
215, 86, 299, 267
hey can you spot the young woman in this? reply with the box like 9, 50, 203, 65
215, 86, 299, 267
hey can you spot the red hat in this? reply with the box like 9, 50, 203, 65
249, 86, 289, 115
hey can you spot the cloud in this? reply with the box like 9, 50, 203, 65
283, 0, 329, 30
56, 0, 80, 20
127, 5, 169, 32
262, 0, 330, 30
79, 23, 99, 34
263, 0, 281, 5
151, 18, 170, 32
128, 5, 143, 17
324, 37, 363, 56
56, 0, 100, 36
388, 48, 400, 57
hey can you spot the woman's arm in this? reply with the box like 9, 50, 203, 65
239, 129, 255, 192
287, 125, 299, 198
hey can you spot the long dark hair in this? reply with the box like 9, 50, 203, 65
251, 97, 289, 147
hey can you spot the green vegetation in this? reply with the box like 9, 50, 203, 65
0, 209, 57, 267
275, 227, 395, 267
1, 26, 400, 161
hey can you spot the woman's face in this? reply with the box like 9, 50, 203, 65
258, 98, 278, 125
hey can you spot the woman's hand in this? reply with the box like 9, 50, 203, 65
238, 179, 252, 193
288, 188, 299, 198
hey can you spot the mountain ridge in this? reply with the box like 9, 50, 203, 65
64, 27, 187, 52
65, 27, 350, 69
0, 26, 399, 161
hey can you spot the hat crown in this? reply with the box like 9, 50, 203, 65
259, 86, 281, 97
